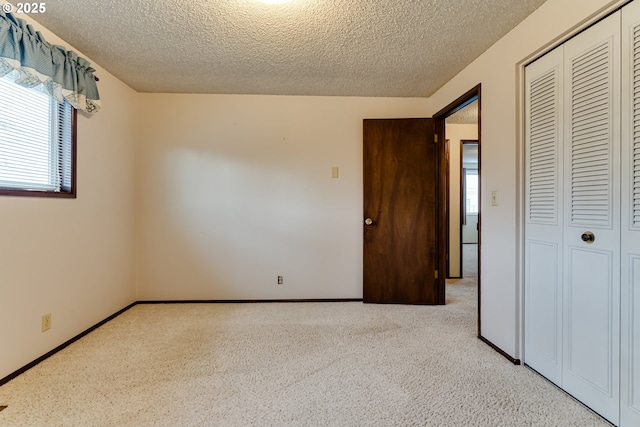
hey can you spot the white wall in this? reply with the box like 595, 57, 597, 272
427, 0, 621, 358
136, 95, 429, 300
446, 124, 478, 277
0, 17, 137, 379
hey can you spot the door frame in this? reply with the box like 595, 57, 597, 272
434, 84, 481, 334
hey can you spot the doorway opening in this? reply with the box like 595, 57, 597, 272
434, 84, 481, 333
460, 141, 479, 279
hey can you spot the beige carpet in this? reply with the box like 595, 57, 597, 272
0, 282, 608, 426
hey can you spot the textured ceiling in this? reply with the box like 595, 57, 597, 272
21, 0, 547, 97
447, 99, 478, 124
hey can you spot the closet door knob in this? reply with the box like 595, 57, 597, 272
581, 231, 595, 243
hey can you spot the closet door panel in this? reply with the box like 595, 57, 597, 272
524, 46, 564, 384
562, 11, 621, 425
620, 259, 640, 425
525, 241, 561, 375
565, 247, 614, 388
621, 1, 640, 425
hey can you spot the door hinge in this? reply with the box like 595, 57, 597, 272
434, 134, 438, 143
435, 270, 439, 279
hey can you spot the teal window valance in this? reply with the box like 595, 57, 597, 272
0, 11, 100, 113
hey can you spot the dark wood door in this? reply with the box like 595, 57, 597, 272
363, 118, 443, 304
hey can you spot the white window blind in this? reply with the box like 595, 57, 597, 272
0, 71, 73, 194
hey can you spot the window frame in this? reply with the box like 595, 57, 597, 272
0, 97, 77, 199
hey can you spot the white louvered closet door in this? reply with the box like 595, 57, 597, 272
621, 2, 640, 425
524, 45, 564, 386
562, 11, 621, 425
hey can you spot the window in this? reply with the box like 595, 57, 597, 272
0, 71, 76, 198
464, 168, 479, 214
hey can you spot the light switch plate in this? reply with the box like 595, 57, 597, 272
42, 313, 51, 332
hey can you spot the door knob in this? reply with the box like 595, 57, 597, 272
364, 218, 373, 226
581, 231, 595, 243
